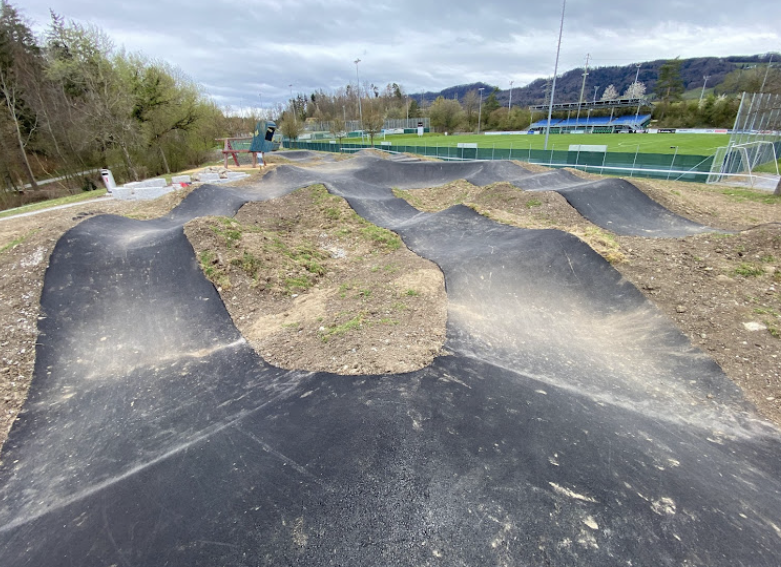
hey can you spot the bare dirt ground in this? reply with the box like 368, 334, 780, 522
0, 158, 779, 456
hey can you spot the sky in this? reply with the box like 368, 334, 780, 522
20, 0, 781, 111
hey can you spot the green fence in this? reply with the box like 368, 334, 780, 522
285, 141, 715, 182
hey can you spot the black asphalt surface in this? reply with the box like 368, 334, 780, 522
1, 154, 779, 566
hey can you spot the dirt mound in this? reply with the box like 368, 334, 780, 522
183, 184, 446, 375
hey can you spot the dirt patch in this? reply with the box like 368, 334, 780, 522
183, 184, 446, 376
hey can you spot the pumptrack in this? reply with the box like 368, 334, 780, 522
1, 153, 779, 566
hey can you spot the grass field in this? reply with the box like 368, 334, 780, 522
343, 133, 731, 156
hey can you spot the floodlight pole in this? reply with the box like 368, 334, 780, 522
508, 81, 514, 112
633, 64, 642, 129
355, 58, 364, 144
760, 54, 774, 93
544, 0, 567, 151
576, 53, 590, 124
699, 76, 709, 103
478, 87, 485, 133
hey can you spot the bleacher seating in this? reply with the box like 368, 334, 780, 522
610, 114, 652, 126
529, 119, 563, 129
529, 113, 652, 132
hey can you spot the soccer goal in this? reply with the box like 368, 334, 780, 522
708, 141, 779, 187
708, 92, 781, 189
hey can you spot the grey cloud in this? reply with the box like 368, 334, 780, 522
21, 0, 781, 107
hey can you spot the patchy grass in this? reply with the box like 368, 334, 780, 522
320, 314, 364, 342
198, 250, 231, 290
0, 189, 108, 219
576, 226, 625, 264
360, 223, 402, 251
0, 230, 38, 255
734, 263, 765, 277
719, 188, 781, 205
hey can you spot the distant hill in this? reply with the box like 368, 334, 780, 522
410, 54, 780, 107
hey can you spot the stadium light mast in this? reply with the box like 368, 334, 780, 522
478, 87, 485, 133
508, 80, 514, 112
544, 0, 567, 150
632, 63, 642, 129
355, 58, 364, 143
576, 53, 590, 125
699, 76, 710, 103
760, 54, 774, 93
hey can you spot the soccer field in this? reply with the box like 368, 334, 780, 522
348, 132, 731, 156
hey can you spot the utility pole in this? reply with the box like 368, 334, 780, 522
632, 64, 642, 128
576, 53, 590, 124
544, 0, 566, 151
289, 85, 294, 123
760, 54, 774, 93
355, 58, 364, 143
478, 87, 485, 133
699, 76, 710, 103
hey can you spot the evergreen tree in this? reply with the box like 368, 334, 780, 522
655, 58, 684, 103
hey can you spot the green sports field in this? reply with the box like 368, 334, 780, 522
345, 132, 731, 156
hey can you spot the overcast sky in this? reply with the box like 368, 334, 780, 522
21, 0, 781, 110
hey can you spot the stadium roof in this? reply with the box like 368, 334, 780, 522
529, 98, 654, 112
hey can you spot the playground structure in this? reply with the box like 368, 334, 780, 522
217, 120, 278, 168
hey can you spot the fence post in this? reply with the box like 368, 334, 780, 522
631, 145, 639, 178
492, 143, 495, 161
509, 142, 513, 161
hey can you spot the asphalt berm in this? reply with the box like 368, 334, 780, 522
1, 152, 780, 566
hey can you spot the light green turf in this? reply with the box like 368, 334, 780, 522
344, 133, 731, 155
0, 189, 108, 219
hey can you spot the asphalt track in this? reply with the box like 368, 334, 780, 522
1, 154, 780, 566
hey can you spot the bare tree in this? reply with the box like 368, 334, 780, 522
463, 90, 479, 131
0, 2, 41, 189
362, 97, 384, 145
329, 113, 345, 148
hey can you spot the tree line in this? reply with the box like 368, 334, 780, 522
0, 1, 242, 197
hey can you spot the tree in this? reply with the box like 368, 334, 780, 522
45, 18, 142, 179
0, 1, 42, 189
362, 97, 384, 145
655, 57, 684, 103
278, 106, 301, 145
128, 61, 201, 174
624, 81, 646, 99
329, 113, 345, 147
428, 96, 463, 133
462, 90, 479, 131
601, 85, 619, 101
407, 98, 420, 119
481, 88, 500, 128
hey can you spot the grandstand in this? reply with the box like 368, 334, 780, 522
529, 114, 652, 134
